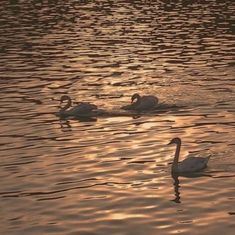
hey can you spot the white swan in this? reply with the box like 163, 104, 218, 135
59, 95, 97, 117
168, 137, 211, 173
121, 93, 159, 111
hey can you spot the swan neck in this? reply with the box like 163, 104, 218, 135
133, 95, 141, 105
172, 141, 181, 171
61, 98, 72, 111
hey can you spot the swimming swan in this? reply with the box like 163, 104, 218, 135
59, 95, 97, 117
121, 93, 159, 111
168, 137, 211, 173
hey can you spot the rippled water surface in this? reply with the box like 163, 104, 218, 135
0, 1, 235, 234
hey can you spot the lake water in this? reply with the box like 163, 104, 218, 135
0, 1, 235, 234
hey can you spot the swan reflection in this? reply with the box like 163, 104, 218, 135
171, 172, 212, 204
171, 173, 181, 203
59, 115, 97, 131
59, 119, 72, 132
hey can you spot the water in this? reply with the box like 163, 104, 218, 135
0, 1, 235, 234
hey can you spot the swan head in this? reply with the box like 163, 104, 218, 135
60, 95, 71, 104
131, 93, 141, 103
168, 137, 181, 145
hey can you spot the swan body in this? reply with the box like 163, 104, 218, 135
121, 93, 159, 111
175, 155, 210, 173
168, 137, 211, 173
58, 95, 97, 117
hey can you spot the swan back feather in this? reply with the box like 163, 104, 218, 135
177, 155, 211, 173
135, 95, 158, 110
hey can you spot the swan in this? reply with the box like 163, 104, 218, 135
121, 93, 159, 111
58, 95, 97, 117
168, 137, 211, 173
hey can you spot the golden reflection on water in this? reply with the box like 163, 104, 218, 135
110, 212, 146, 220
0, 0, 235, 235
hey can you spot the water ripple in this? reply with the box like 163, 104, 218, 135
0, 1, 234, 234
